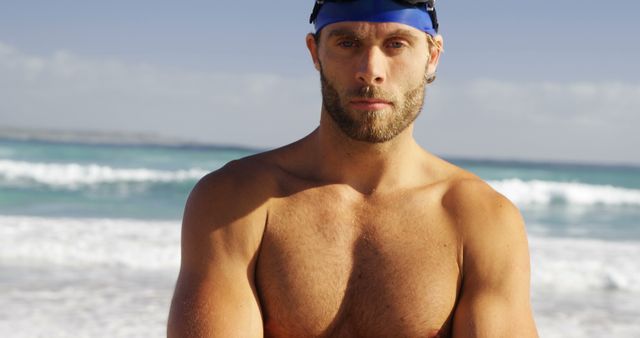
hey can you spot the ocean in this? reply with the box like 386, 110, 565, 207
1, 137, 639, 337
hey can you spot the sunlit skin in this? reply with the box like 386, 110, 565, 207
168, 20, 539, 338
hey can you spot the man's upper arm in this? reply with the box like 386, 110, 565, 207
449, 182, 538, 338
168, 162, 268, 338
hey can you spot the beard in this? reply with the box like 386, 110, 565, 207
320, 66, 428, 143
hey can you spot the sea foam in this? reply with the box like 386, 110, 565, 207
489, 178, 640, 206
2, 216, 639, 294
529, 234, 640, 293
0, 159, 207, 188
0, 216, 180, 270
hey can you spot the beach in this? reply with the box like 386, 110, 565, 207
1, 138, 639, 337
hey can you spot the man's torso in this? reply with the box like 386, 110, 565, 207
255, 162, 465, 337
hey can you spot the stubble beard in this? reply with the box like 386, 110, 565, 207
320, 66, 429, 143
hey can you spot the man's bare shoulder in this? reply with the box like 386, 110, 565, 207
440, 163, 520, 224
191, 149, 287, 202
187, 135, 333, 222
182, 151, 288, 235
178, 150, 291, 277
438, 160, 531, 281
434, 160, 526, 245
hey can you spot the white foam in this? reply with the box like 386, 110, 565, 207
488, 178, 640, 206
2, 216, 640, 337
0, 265, 173, 338
2, 215, 639, 294
533, 290, 640, 338
529, 234, 640, 293
0, 216, 180, 270
0, 159, 207, 188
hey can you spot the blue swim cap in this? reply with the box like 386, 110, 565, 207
313, 0, 437, 36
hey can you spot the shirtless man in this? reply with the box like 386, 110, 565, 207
168, 0, 538, 337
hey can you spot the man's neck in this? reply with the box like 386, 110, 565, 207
310, 112, 426, 195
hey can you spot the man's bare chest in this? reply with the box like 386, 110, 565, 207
256, 188, 461, 337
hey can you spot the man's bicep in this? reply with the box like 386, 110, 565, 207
452, 193, 538, 338
452, 282, 536, 338
168, 171, 265, 337
168, 264, 263, 337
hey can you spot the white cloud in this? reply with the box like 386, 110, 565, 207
430, 79, 640, 126
0, 41, 320, 146
422, 79, 640, 164
1, 41, 639, 164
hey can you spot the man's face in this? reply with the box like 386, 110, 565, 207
310, 22, 440, 143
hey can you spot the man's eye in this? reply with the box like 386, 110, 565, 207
387, 41, 407, 49
338, 40, 358, 48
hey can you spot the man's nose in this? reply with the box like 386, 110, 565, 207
355, 47, 386, 86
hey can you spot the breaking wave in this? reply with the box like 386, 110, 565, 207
489, 179, 640, 207
0, 159, 207, 188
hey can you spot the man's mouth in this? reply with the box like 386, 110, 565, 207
349, 98, 393, 111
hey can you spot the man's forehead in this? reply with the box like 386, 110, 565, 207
323, 21, 425, 39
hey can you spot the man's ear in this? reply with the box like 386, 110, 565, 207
427, 34, 444, 75
306, 33, 321, 71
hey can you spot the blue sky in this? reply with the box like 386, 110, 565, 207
1, 1, 639, 164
